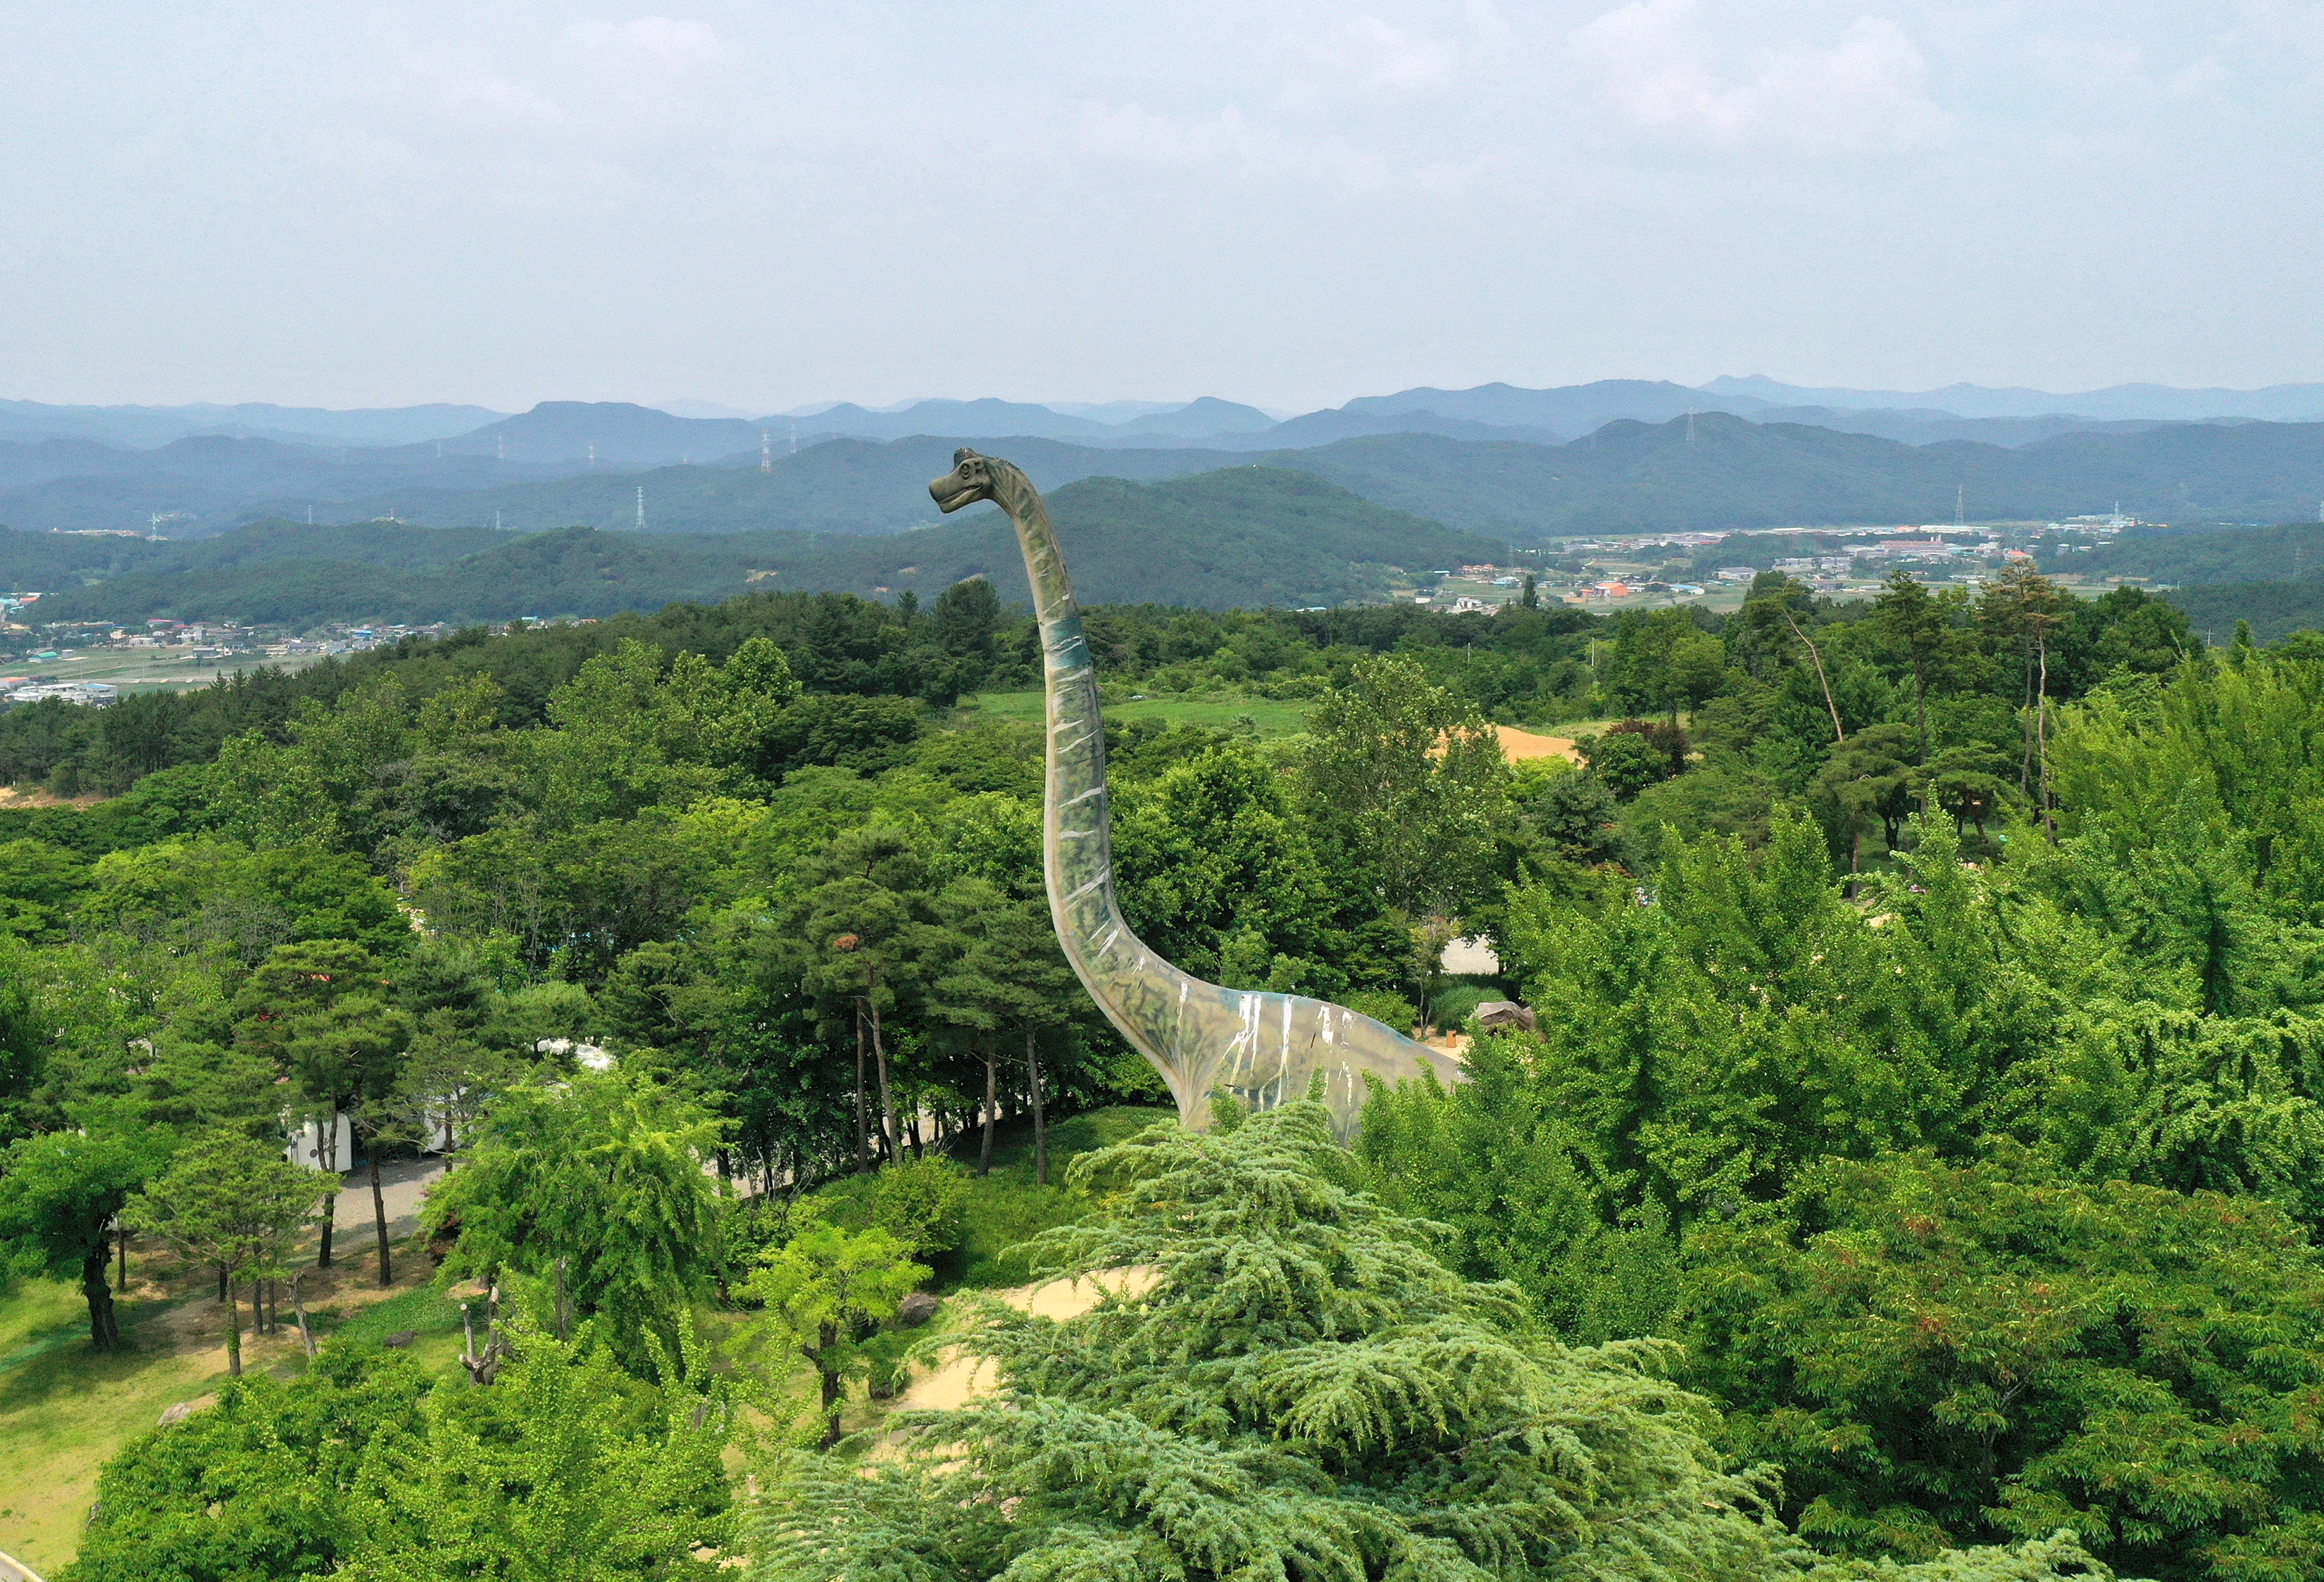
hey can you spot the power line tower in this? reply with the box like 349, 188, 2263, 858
636, 486, 644, 531
761, 432, 771, 472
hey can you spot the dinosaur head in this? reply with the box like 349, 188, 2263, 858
930, 448, 999, 513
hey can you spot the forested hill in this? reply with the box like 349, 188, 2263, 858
27, 468, 1501, 624
8, 414, 2324, 542
208, 414, 2324, 540
215, 434, 1247, 539
1285, 415, 2324, 534
2065, 520, 2324, 585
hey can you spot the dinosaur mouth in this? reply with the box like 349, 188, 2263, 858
929, 476, 985, 513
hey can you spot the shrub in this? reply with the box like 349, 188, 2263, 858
870, 1155, 971, 1254
1343, 987, 1418, 1031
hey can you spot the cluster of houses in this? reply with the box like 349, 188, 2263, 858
0, 679, 118, 706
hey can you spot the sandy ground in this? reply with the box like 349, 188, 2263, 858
0, 788, 103, 810
894, 1269, 1157, 1414
1494, 725, 1578, 762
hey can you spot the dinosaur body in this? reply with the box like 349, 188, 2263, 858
930, 449, 1463, 1134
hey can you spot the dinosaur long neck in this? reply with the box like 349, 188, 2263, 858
987, 464, 1196, 1112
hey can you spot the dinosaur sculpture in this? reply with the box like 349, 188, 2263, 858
930, 449, 1463, 1134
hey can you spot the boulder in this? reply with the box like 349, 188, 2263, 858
897, 1291, 942, 1326
157, 1400, 202, 1427
382, 1330, 418, 1349
1473, 1000, 1537, 1032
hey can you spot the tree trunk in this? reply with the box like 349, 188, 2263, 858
218, 1267, 227, 1302
369, 1148, 392, 1287
1026, 1027, 1048, 1188
1780, 606, 1846, 743
117, 1222, 127, 1293
2018, 646, 2037, 795
2036, 634, 2055, 842
906, 1109, 923, 1160
853, 1001, 870, 1174
313, 1109, 340, 1268
1913, 662, 1929, 766
817, 1322, 844, 1450
979, 1050, 997, 1176
224, 1273, 242, 1377
81, 1235, 119, 1352
868, 984, 899, 1167
291, 1273, 316, 1359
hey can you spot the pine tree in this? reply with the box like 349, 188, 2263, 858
745, 1103, 2105, 1581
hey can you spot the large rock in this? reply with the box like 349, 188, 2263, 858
1473, 1000, 1537, 1032
158, 1400, 203, 1427
897, 1291, 942, 1326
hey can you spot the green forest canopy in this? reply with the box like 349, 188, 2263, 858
23, 467, 1504, 624
3, 564, 2324, 1578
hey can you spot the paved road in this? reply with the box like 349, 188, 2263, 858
327, 1157, 445, 1241
0, 1547, 45, 1581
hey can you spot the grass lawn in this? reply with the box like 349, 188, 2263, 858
0, 1107, 1178, 1568
0, 1229, 449, 1575
951, 690, 1313, 740
804, 1105, 1173, 1291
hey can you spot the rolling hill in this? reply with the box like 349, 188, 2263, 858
2164, 579, 2324, 645
239, 437, 1251, 538
28, 467, 1501, 625
192, 415, 2324, 543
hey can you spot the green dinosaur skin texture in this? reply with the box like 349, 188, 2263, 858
930, 450, 1463, 1134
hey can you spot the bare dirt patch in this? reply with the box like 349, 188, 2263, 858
1494, 725, 1578, 762
892, 1268, 1157, 1415
0, 787, 104, 810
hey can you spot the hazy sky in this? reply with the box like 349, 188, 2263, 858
4, 1, 2320, 413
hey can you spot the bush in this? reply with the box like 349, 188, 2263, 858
1576, 729, 1673, 802
1343, 988, 1418, 1031
870, 1155, 971, 1254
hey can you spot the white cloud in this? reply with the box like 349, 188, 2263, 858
1077, 102, 1266, 168
378, 17, 735, 135
382, 38, 567, 127
1075, 100, 1398, 190
1312, 15, 1460, 94
1573, 0, 1947, 151
564, 17, 736, 124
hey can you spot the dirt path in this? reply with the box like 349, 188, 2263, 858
892, 1269, 1156, 1414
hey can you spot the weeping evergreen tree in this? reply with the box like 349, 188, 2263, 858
746, 1101, 2106, 1581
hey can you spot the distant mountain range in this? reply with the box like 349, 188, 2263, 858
209, 414, 2324, 541
1701, 376, 2324, 423
0, 398, 504, 451
22, 468, 1501, 624
4, 375, 2324, 543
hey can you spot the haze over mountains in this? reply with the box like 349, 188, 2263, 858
4, 377, 2323, 563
